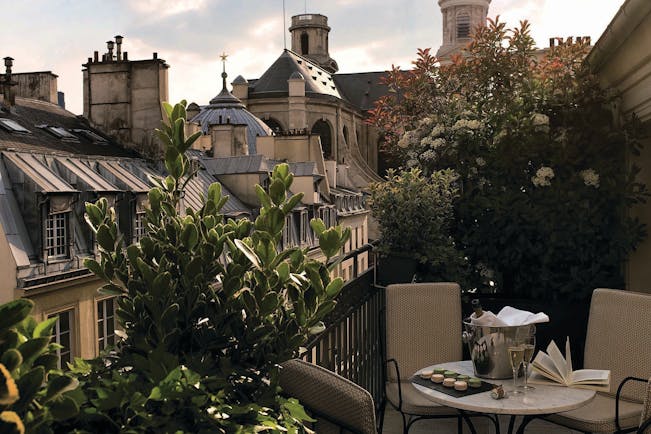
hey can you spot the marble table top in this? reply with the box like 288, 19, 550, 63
412, 360, 595, 415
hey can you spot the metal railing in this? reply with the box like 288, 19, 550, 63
303, 243, 385, 409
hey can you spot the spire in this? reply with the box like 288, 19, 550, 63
209, 51, 244, 107
220, 51, 228, 90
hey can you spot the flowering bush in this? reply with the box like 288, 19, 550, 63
370, 19, 647, 300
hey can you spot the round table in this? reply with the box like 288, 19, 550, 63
412, 361, 595, 434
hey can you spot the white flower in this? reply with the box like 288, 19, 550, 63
418, 117, 434, 128
580, 169, 600, 188
420, 136, 433, 147
397, 130, 418, 148
431, 138, 446, 149
475, 157, 486, 167
531, 166, 555, 187
452, 119, 482, 131
406, 159, 418, 168
531, 113, 549, 126
430, 124, 445, 137
420, 149, 437, 161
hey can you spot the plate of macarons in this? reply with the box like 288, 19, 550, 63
409, 368, 494, 397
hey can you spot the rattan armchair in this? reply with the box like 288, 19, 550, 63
382, 282, 464, 433
279, 358, 377, 434
545, 288, 651, 433
639, 377, 651, 434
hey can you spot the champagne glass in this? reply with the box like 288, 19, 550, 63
507, 346, 525, 394
520, 336, 536, 391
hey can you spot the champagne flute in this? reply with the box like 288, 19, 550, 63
507, 346, 525, 394
520, 336, 536, 391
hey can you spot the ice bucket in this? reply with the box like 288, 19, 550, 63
462, 321, 535, 379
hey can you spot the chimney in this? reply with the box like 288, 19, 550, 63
153, 52, 158, 59
2, 57, 17, 110
115, 35, 123, 61
123, 51, 128, 61
94, 51, 99, 62
106, 40, 115, 61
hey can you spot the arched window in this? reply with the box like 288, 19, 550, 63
312, 120, 332, 159
301, 32, 309, 55
263, 117, 284, 134
457, 13, 470, 39
342, 125, 349, 145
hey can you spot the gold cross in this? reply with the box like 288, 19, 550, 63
220, 52, 228, 62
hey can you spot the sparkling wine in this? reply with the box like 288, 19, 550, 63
508, 346, 524, 370
471, 299, 484, 318
523, 344, 535, 363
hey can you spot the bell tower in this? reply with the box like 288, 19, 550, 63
289, 14, 339, 73
436, 0, 491, 60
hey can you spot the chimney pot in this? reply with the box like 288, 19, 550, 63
4, 57, 13, 69
153, 52, 158, 59
106, 40, 115, 50
123, 52, 128, 61
94, 51, 99, 62
115, 35, 123, 44
88, 57, 92, 64
115, 35, 123, 61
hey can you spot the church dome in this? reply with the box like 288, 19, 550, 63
289, 71, 305, 80
191, 70, 272, 154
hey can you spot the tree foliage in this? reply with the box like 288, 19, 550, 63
369, 18, 647, 300
58, 100, 350, 433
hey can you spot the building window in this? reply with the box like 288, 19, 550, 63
300, 210, 309, 245
457, 13, 471, 39
48, 310, 73, 369
312, 120, 332, 159
301, 32, 309, 54
134, 212, 146, 243
97, 298, 116, 352
46, 212, 69, 259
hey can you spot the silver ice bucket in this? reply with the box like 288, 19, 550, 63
462, 321, 535, 379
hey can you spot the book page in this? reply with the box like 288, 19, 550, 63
570, 369, 610, 385
531, 351, 564, 383
546, 340, 569, 383
565, 337, 573, 374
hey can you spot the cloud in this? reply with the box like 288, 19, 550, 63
128, 0, 208, 17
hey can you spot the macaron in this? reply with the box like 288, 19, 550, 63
443, 377, 456, 387
454, 380, 468, 391
443, 370, 458, 378
432, 368, 446, 375
456, 375, 470, 382
419, 369, 434, 379
468, 378, 482, 388
430, 374, 444, 383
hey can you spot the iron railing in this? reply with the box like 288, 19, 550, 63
303, 243, 385, 409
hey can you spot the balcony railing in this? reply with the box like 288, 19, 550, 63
302, 243, 385, 410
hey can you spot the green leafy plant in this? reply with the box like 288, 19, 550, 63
0, 299, 80, 434
369, 19, 647, 300
369, 167, 468, 284
66, 100, 350, 433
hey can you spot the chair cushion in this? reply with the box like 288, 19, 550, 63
545, 392, 643, 433
386, 381, 459, 416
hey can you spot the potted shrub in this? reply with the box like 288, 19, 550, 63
368, 167, 468, 286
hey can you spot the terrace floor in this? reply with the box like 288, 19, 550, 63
381, 407, 580, 433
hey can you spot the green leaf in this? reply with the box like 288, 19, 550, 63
15, 366, 45, 407
45, 375, 79, 401
33, 317, 58, 338
267, 208, 285, 235
183, 130, 202, 152
85, 202, 103, 227
17, 337, 50, 366
49, 395, 80, 421
0, 299, 33, 330
255, 184, 272, 209
234, 239, 262, 270
325, 278, 344, 298
83, 258, 106, 280
268, 179, 286, 205
283, 397, 317, 423
260, 292, 280, 316
161, 101, 174, 120
282, 193, 304, 214
1, 349, 22, 371
180, 223, 199, 250
96, 224, 115, 251
310, 218, 326, 237
308, 322, 326, 335
208, 182, 223, 204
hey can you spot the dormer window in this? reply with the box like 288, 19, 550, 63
45, 211, 69, 260
457, 13, 471, 39
0, 118, 31, 134
72, 129, 108, 144
38, 125, 79, 142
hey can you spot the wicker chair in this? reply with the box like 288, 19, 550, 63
544, 289, 651, 433
279, 358, 377, 434
383, 282, 464, 433
639, 378, 651, 433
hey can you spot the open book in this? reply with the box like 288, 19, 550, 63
529, 337, 610, 391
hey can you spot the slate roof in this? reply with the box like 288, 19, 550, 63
333, 71, 389, 111
248, 50, 342, 100
202, 154, 269, 175
0, 97, 138, 157
191, 84, 272, 155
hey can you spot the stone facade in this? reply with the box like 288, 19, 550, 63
436, 0, 491, 60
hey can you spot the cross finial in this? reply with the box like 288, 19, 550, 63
219, 51, 229, 90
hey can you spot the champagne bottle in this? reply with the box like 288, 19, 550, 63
471, 299, 484, 319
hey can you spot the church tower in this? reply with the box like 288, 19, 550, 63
289, 14, 339, 73
436, 0, 491, 60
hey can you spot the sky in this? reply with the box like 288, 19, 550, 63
3, 0, 624, 115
